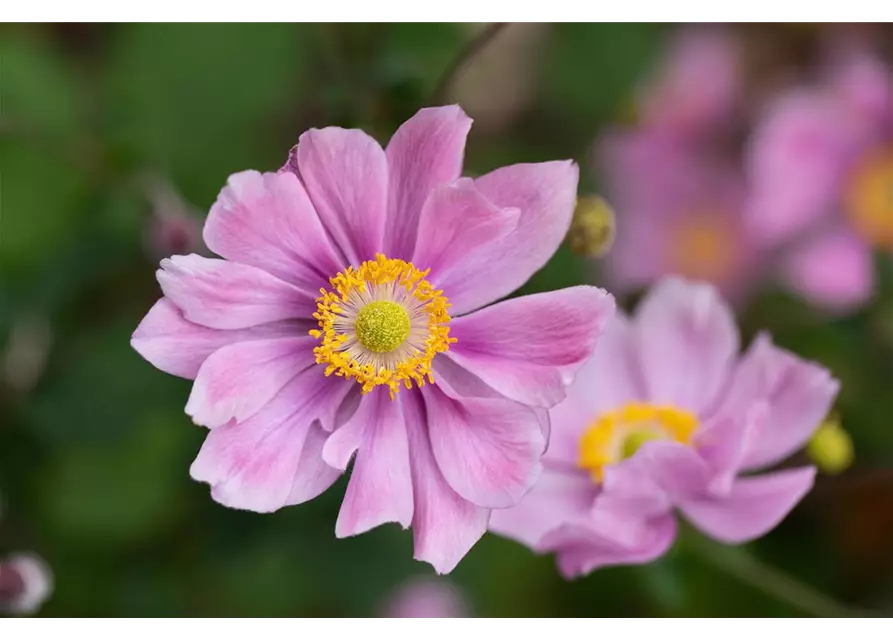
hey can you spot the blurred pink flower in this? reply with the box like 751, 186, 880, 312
490, 277, 839, 579
0, 553, 53, 616
132, 105, 615, 574
383, 577, 469, 618
596, 131, 758, 302
746, 50, 892, 311
636, 27, 743, 141
142, 175, 206, 260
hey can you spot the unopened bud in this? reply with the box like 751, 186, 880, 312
807, 416, 854, 475
0, 553, 53, 615
568, 195, 617, 258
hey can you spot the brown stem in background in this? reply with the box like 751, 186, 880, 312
430, 23, 510, 105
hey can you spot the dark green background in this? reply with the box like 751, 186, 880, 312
2, 23, 892, 617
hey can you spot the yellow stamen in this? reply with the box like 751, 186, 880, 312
807, 415, 854, 475
579, 402, 699, 482
845, 148, 893, 250
310, 254, 455, 399
669, 212, 738, 283
355, 301, 411, 353
568, 195, 617, 258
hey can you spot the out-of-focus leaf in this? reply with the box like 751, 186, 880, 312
102, 24, 312, 205
27, 321, 188, 443
541, 24, 662, 151
0, 140, 89, 279
0, 33, 85, 137
37, 410, 194, 546
378, 23, 465, 97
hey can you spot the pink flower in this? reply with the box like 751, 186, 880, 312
382, 577, 469, 618
636, 27, 743, 141
0, 553, 53, 616
490, 277, 839, 579
132, 105, 615, 574
746, 50, 893, 311
596, 131, 757, 302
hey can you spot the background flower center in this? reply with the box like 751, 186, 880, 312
845, 148, 893, 250
578, 402, 699, 482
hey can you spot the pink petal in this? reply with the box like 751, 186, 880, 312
131, 297, 295, 379
634, 277, 739, 414
423, 386, 545, 509
412, 178, 519, 282
157, 254, 313, 330
639, 27, 741, 138
403, 392, 489, 574
447, 286, 615, 407
540, 515, 677, 579
488, 468, 596, 549
185, 336, 315, 428
714, 333, 840, 471
680, 466, 816, 543
384, 105, 472, 257
203, 170, 344, 289
190, 368, 348, 512
745, 91, 857, 246
543, 311, 645, 467
830, 50, 893, 134
383, 578, 469, 618
443, 161, 580, 315
694, 407, 764, 496
296, 127, 388, 265
781, 227, 875, 311
323, 389, 413, 538
633, 440, 712, 502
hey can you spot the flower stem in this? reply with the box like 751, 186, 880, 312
686, 533, 873, 617
430, 23, 510, 104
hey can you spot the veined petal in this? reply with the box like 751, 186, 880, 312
323, 389, 413, 538
203, 170, 344, 289
447, 286, 615, 407
384, 105, 472, 257
424, 386, 545, 509
444, 161, 580, 315
131, 297, 296, 379
403, 392, 489, 575
157, 254, 313, 329
185, 336, 315, 428
412, 178, 518, 283
190, 368, 348, 512
296, 127, 388, 265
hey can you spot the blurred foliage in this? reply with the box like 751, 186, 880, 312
1, 23, 892, 617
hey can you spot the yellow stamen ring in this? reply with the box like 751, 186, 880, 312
310, 254, 455, 398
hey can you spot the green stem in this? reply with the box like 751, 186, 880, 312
686, 533, 873, 617
430, 23, 510, 104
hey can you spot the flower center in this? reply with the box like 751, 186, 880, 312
845, 148, 893, 250
310, 254, 455, 398
578, 402, 699, 482
668, 211, 738, 284
354, 301, 411, 353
